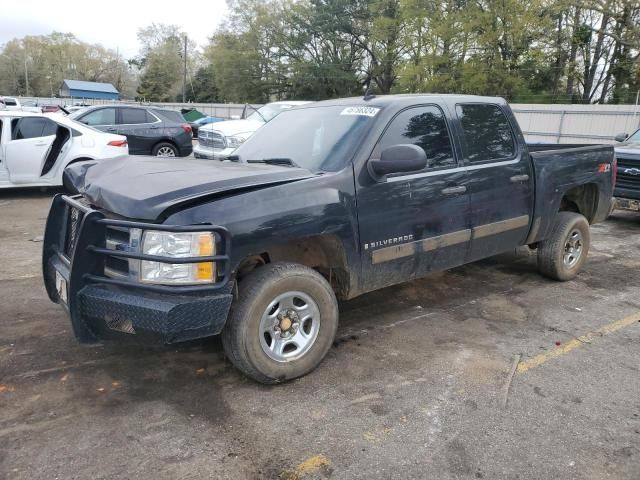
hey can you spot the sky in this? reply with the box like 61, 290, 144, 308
0, 0, 230, 57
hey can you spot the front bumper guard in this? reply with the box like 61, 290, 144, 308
43, 194, 234, 344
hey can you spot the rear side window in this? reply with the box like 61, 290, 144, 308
120, 108, 151, 124
154, 109, 185, 123
80, 108, 116, 126
11, 117, 57, 140
456, 104, 515, 162
374, 105, 456, 169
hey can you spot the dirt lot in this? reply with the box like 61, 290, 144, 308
1, 190, 639, 480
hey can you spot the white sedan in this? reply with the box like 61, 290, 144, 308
0, 110, 128, 189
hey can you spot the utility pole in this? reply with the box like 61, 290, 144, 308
182, 35, 187, 103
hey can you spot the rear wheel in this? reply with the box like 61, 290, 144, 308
537, 212, 591, 281
222, 262, 339, 384
152, 142, 178, 157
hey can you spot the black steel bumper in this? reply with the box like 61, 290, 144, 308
42, 194, 234, 344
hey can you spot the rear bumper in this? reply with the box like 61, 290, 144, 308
43, 194, 233, 344
179, 143, 193, 157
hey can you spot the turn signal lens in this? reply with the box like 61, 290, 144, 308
196, 233, 215, 282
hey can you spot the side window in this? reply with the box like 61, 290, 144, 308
41, 118, 58, 136
80, 108, 116, 126
120, 108, 149, 124
374, 106, 456, 170
11, 117, 57, 140
456, 104, 515, 162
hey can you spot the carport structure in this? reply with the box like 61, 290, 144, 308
59, 79, 119, 100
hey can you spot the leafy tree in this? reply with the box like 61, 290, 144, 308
188, 65, 220, 102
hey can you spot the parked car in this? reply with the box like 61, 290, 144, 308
612, 128, 640, 212
194, 101, 311, 159
44, 94, 614, 384
69, 105, 193, 157
41, 105, 66, 114
0, 97, 41, 113
190, 116, 225, 138
0, 110, 128, 189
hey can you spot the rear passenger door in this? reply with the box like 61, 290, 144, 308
116, 108, 160, 155
454, 103, 533, 261
357, 105, 471, 292
4, 117, 58, 183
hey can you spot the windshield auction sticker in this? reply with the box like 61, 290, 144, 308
340, 106, 380, 117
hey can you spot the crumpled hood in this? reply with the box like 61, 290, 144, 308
199, 118, 263, 137
64, 156, 314, 220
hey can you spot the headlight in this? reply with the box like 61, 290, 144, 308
140, 231, 215, 284
226, 135, 247, 148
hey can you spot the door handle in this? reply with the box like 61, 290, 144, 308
106, 127, 117, 132
441, 186, 467, 195
510, 174, 529, 183
35, 142, 48, 146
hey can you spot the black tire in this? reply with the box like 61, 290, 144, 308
222, 262, 339, 384
537, 212, 591, 281
152, 142, 178, 157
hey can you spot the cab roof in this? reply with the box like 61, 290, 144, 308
293, 93, 508, 109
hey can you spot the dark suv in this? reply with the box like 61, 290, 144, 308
70, 105, 193, 157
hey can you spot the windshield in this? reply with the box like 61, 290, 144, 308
627, 129, 640, 144
247, 103, 297, 123
233, 105, 378, 172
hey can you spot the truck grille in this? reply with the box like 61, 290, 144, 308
616, 158, 640, 190
104, 226, 131, 278
64, 207, 84, 256
198, 129, 225, 149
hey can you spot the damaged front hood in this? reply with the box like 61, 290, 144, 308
65, 156, 315, 220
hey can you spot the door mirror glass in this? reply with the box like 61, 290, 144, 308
614, 133, 628, 143
370, 144, 427, 177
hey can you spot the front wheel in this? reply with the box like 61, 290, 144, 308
537, 212, 591, 281
222, 262, 339, 384
152, 142, 178, 157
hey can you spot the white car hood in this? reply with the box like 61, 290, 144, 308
199, 119, 264, 137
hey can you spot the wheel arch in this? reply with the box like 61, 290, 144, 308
559, 183, 600, 223
234, 234, 354, 300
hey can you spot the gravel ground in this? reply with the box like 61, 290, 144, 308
1, 190, 639, 480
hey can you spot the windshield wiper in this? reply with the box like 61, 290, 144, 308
246, 158, 300, 168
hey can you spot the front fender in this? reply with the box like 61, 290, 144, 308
164, 169, 361, 291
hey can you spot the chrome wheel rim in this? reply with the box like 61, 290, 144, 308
563, 229, 583, 267
259, 291, 321, 363
156, 146, 176, 157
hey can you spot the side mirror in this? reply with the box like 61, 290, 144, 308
369, 144, 427, 177
614, 133, 628, 143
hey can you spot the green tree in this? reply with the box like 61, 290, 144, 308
134, 23, 198, 102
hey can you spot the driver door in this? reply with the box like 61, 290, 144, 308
4, 117, 57, 184
355, 105, 471, 292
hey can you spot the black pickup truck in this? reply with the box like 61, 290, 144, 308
43, 95, 615, 383
612, 128, 640, 212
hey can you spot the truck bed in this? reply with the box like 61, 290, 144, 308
526, 143, 615, 244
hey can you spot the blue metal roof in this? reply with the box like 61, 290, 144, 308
62, 79, 119, 94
